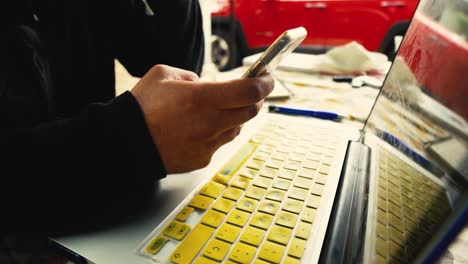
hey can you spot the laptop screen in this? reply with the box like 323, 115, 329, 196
363, 0, 468, 262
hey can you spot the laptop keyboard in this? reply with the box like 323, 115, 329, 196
373, 148, 451, 263
140, 120, 345, 263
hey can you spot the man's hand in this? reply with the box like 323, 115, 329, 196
131, 65, 274, 173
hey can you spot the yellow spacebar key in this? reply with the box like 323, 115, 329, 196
214, 143, 258, 184
169, 224, 215, 264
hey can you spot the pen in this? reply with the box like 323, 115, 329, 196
268, 105, 341, 121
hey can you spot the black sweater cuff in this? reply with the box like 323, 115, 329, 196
108, 91, 167, 181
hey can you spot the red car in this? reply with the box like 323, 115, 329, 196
210, 0, 418, 71
398, 9, 468, 119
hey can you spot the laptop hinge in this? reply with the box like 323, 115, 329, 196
319, 140, 371, 264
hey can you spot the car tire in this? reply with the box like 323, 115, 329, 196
211, 28, 240, 71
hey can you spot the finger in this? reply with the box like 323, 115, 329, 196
213, 100, 264, 133
199, 74, 274, 109
150, 64, 199, 81
214, 126, 242, 147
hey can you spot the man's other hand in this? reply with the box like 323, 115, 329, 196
131, 64, 274, 173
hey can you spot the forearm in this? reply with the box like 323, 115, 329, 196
0, 91, 166, 235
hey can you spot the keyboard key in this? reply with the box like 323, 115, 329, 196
389, 214, 404, 233
375, 254, 387, 264
295, 221, 312, 240
201, 209, 225, 228
284, 256, 301, 264
189, 194, 214, 210
284, 161, 301, 171
378, 187, 388, 200
278, 169, 296, 180
288, 187, 308, 201
297, 168, 316, 179
246, 159, 264, 170
294, 177, 313, 190
258, 200, 281, 215
266, 189, 287, 202
202, 239, 231, 261
258, 145, 274, 154
289, 153, 305, 162
215, 223, 241, 243
377, 197, 388, 212
145, 236, 168, 255
376, 237, 388, 258
259, 167, 278, 178
253, 152, 270, 162
238, 167, 259, 179
311, 184, 325, 196
268, 225, 292, 245
237, 197, 258, 213
288, 238, 306, 259
378, 177, 388, 190
318, 164, 330, 175
272, 152, 288, 161
212, 198, 235, 213
170, 224, 214, 264
276, 211, 298, 229
388, 192, 402, 207
377, 209, 388, 226
250, 135, 267, 144
389, 226, 405, 247
231, 175, 251, 190
163, 220, 191, 240
228, 242, 256, 263
250, 212, 273, 230
214, 143, 257, 184
176, 207, 194, 222
199, 181, 226, 198
301, 207, 317, 224
390, 241, 406, 262
258, 241, 285, 264
252, 176, 273, 189
272, 179, 292, 191
193, 256, 219, 264
227, 209, 250, 227
376, 222, 389, 241
253, 259, 270, 264
306, 195, 321, 209
389, 203, 403, 220
282, 199, 303, 214
222, 187, 244, 201
240, 226, 266, 246
302, 160, 319, 170
388, 174, 401, 189
321, 156, 334, 165
315, 174, 328, 185
245, 186, 266, 200
265, 159, 283, 169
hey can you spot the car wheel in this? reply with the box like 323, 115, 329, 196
211, 28, 240, 71
378, 21, 410, 61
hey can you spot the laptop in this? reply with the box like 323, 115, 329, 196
136, 0, 468, 263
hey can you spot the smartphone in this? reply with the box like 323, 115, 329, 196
242, 27, 307, 78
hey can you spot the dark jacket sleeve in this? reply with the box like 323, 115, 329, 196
112, 0, 205, 76
0, 91, 166, 235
